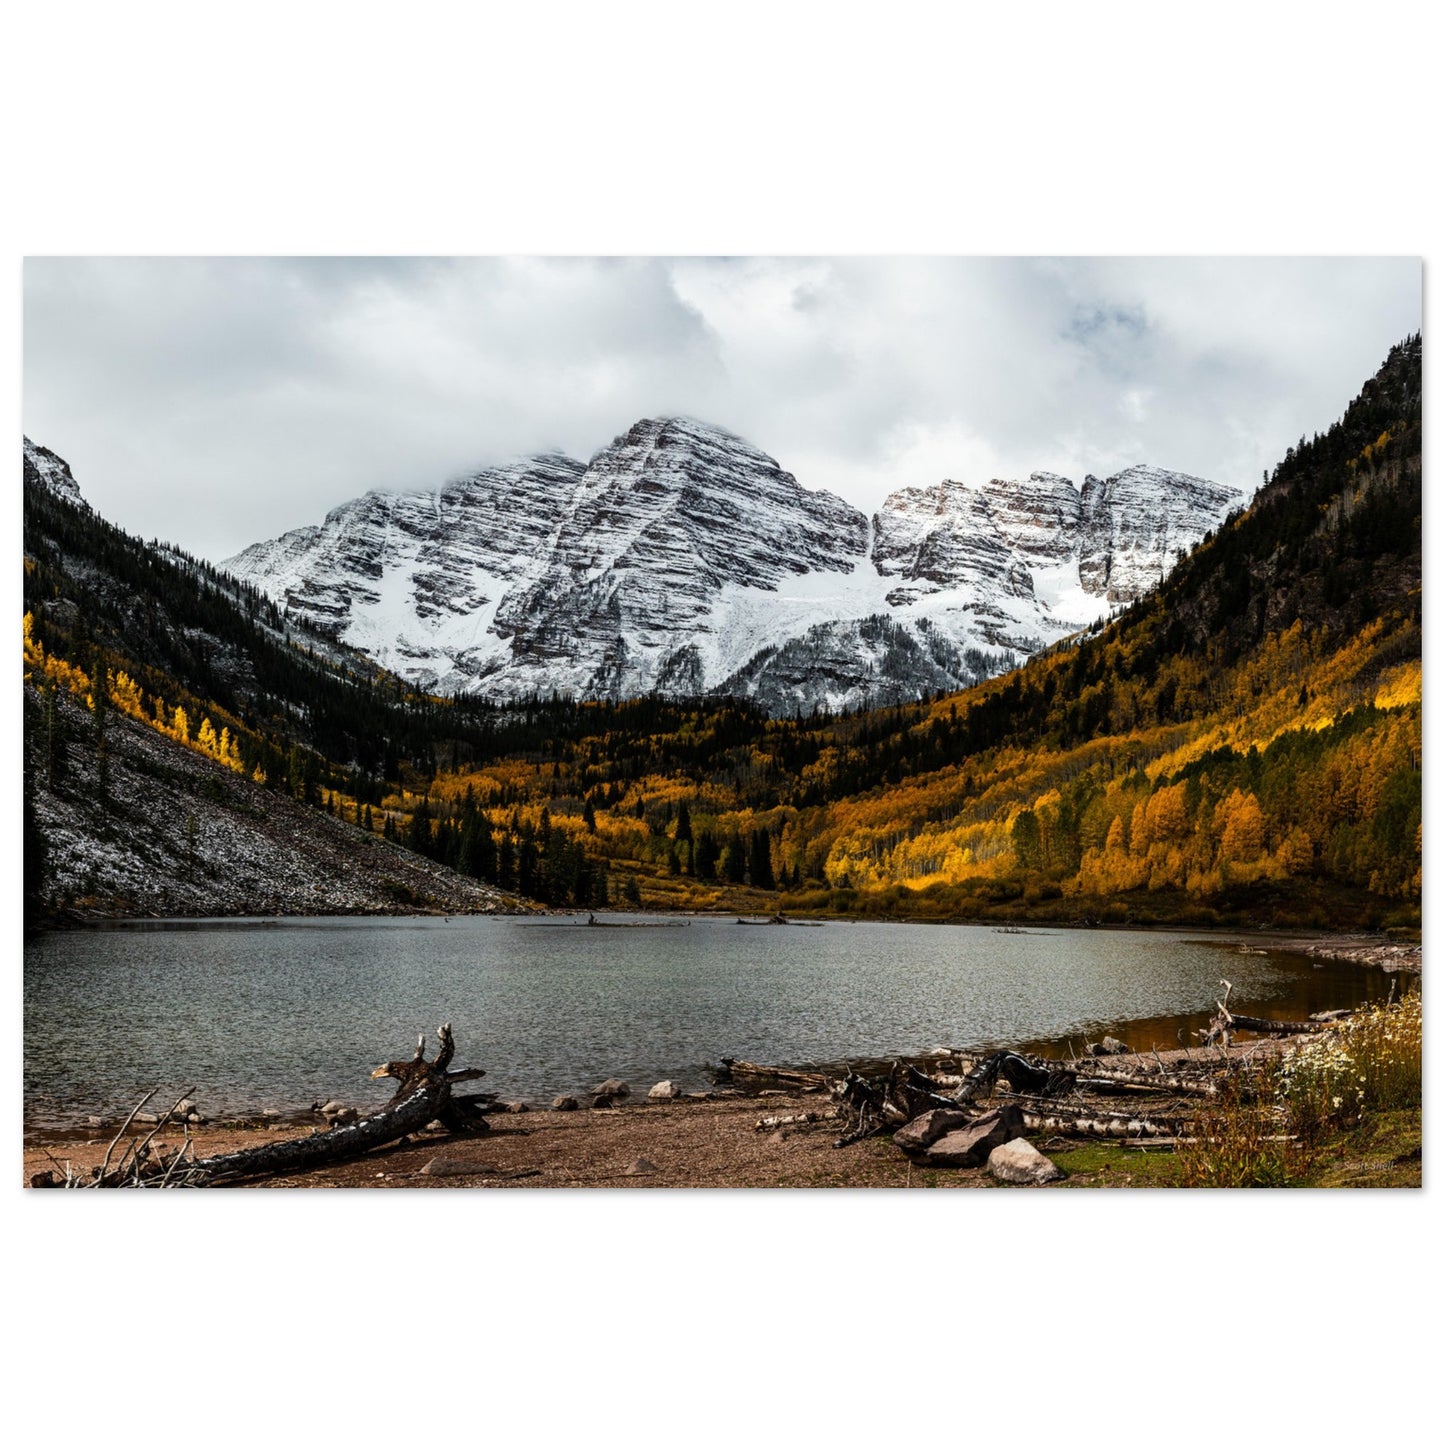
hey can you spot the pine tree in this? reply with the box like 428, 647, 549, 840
23, 745, 47, 930
694, 830, 719, 880
43, 676, 67, 789
747, 829, 774, 890
91, 648, 109, 807
721, 836, 746, 885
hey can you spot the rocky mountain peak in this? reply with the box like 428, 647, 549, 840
223, 422, 1241, 712
23, 437, 84, 505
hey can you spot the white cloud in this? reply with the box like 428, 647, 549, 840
22, 256, 1421, 558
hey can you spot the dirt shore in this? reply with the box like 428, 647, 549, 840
25, 1031, 1421, 1191
23, 1092, 1021, 1189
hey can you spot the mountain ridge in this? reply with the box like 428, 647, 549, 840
224, 417, 1241, 712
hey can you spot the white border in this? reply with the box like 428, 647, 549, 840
6, 3, 1439, 1437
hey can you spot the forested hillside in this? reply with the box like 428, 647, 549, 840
23, 337, 1421, 929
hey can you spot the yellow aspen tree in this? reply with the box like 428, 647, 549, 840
1145, 781, 1189, 842
1218, 789, 1266, 862
172, 705, 190, 742
1280, 828, 1314, 875
1129, 801, 1150, 856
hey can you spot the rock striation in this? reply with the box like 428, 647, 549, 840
224, 418, 1242, 714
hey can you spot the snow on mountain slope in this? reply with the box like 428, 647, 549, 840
224, 419, 1242, 713
1077, 464, 1241, 601
24, 437, 85, 504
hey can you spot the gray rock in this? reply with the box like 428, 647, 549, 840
591, 1093, 614, 1109
987, 1137, 1065, 1184
186, 1112, 206, 1125
626, 1157, 658, 1176
893, 1108, 971, 1152
86, 1116, 105, 1127
134, 1113, 160, 1124
501, 1100, 530, 1113
172, 1098, 197, 1118
319, 1099, 350, 1115
421, 1158, 495, 1178
925, 1104, 1026, 1167
551, 1095, 580, 1112
325, 1107, 359, 1126
591, 1079, 631, 1099
647, 1080, 682, 1100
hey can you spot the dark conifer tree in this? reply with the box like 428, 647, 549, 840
748, 829, 775, 890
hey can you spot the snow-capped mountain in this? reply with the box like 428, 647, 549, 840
24, 436, 85, 505
224, 419, 1242, 713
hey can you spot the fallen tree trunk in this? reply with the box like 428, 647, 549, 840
717, 1059, 832, 1092
186, 1024, 486, 1186
1227, 1014, 1326, 1036
1202, 980, 1328, 1046
1071, 1071, 1219, 1098
1021, 1107, 1184, 1139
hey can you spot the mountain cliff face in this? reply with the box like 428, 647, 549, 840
24, 437, 85, 505
224, 419, 1241, 713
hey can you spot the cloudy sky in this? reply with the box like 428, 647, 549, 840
23, 256, 1421, 561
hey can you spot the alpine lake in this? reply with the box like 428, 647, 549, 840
22, 914, 1396, 1132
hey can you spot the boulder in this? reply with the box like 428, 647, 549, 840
987, 1137, 1065, 1184
501, 1100, 530, 1114
924, 1104, 1026, 1167
591, 1079, 631, 1100
591, 1093, 614, 1109
551, 1095, 579, 1111
648, 1081, 682, 1100
421, 1158, 495, 1178
893, 1108, 971, 1152
626, 1157, 658, 1176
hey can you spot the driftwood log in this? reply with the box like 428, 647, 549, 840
184, 1024, 487, 1185
1202, 979, 1327, 1047
715, 1059, 832, 1092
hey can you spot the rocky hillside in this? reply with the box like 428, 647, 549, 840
225, 418, 1241, 713
25, 685, 523, 919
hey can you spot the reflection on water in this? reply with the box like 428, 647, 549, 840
23, 915, 1396, 1128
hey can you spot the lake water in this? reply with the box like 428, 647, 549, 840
22, 915, 1397, 1131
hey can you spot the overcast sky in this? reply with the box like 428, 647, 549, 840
23, 256, 1421, 561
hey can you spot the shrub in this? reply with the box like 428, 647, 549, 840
1180, 1069, 1296, 1188
1276, 989, 1422, 1142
